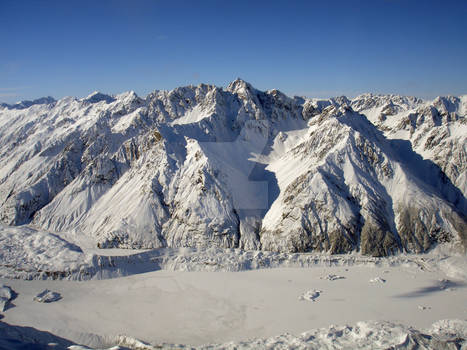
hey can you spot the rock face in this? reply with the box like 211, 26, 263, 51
0, 80, 465, 256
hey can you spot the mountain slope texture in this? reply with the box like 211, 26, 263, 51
0, 80, 466, 256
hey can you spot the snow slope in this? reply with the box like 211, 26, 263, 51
0, 224, 93, 279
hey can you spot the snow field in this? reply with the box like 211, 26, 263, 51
1, 262, 466, 348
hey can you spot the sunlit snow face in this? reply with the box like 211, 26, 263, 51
197, 119, 271, 211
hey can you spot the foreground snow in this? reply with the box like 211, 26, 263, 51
1, 255, 466, 348
0, 224, 466, 349
1, 319, 466, 349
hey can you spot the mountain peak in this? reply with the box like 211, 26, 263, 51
226, 78, 255, 94
0, 96, 56, 110
83, 91, 115, 104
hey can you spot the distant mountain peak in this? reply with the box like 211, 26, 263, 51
83, 91, 115, 104
0, 96, 56, 110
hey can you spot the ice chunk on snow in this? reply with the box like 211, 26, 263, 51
299, 289, 322, 301
369, 277, 386, 283
0, 285, 15, 311
34, 289, 62, 303
321, 274, 346, 281
418, 305, 431, 310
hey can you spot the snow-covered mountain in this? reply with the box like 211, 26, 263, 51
0, 80, 465, 256
351, 94, 467, 198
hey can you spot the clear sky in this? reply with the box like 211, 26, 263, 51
1, 0, 466, 103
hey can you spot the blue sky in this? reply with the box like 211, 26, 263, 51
1, 0, 466, 103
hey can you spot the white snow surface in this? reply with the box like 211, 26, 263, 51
2, 320, 466, 350
0, 224, 93, 279
1, 260, 466, 349
171, 104, 212, 125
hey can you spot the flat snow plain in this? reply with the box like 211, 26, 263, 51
0, 225, 466, 349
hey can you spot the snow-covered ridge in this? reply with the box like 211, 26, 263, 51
97, 320, 467, 349
0, 81, 465, 256
1, 319, 466, 349
0, 96, 56, 110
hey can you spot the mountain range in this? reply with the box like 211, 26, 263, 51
0, 79, 465, 256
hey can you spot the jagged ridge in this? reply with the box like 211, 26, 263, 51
0, 80, 465, 256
